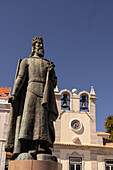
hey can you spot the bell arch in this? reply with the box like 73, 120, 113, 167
60, 89, 72, 110
78, 91, 89, 112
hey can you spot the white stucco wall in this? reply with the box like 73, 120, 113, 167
60, 111, 91, 144
0, 98, 10, 170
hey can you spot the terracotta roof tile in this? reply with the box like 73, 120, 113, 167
6, 152, 13, 156
0, 87, 11, 98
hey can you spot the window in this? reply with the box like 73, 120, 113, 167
69, 157, 82, 170
69, 119, 82, 132
105, 160, 113, 170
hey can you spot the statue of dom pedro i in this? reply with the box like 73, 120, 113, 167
5, 36, 58, 160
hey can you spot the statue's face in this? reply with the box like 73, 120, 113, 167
34, 41, 44, 57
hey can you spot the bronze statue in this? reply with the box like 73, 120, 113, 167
5, 37, 58, 160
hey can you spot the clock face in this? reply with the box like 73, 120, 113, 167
69, 119, 82, 132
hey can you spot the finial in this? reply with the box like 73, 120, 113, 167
54, 86, 59, 93
90, 86, 95, 96
72, 88, 77, 95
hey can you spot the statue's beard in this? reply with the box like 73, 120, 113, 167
34, 49, 44, 57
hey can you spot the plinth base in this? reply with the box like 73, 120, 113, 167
8, 160, 62, 170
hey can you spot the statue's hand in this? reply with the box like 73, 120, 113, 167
47, 61, 55, 71
47, 65, 54, 71
8, 95, 16, 104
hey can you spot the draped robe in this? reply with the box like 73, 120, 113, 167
5, 57, 58, 157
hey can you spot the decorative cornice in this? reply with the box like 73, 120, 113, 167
54, 142, 113, 151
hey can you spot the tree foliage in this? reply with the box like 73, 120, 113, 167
105, 115, 113, 140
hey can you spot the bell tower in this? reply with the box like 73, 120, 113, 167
54, 86, 98, 145
53, 86, 113, 170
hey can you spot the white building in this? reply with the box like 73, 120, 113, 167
0, 87, 11, 170
53, 86, 113, 170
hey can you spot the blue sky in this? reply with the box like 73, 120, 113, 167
0, 0, 113, 132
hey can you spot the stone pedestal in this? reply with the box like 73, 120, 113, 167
8, 160, 62, 170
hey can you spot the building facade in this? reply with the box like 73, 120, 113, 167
0, 87, 11, 170
53, 86, 113, 170
0, 86, 113, 170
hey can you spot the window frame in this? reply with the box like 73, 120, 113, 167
69, 157, 82, 170
105, 159, 113, 170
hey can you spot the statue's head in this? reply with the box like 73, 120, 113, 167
31, 36, 44, 57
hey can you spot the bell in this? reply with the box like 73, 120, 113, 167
80, 95, 88, 110
81, 102, 88, 110
62, 101, 69, 108
61, 94, 69, 108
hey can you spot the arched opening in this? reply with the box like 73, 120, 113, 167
80, 93, 89, 112
61, 93, 70, 110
